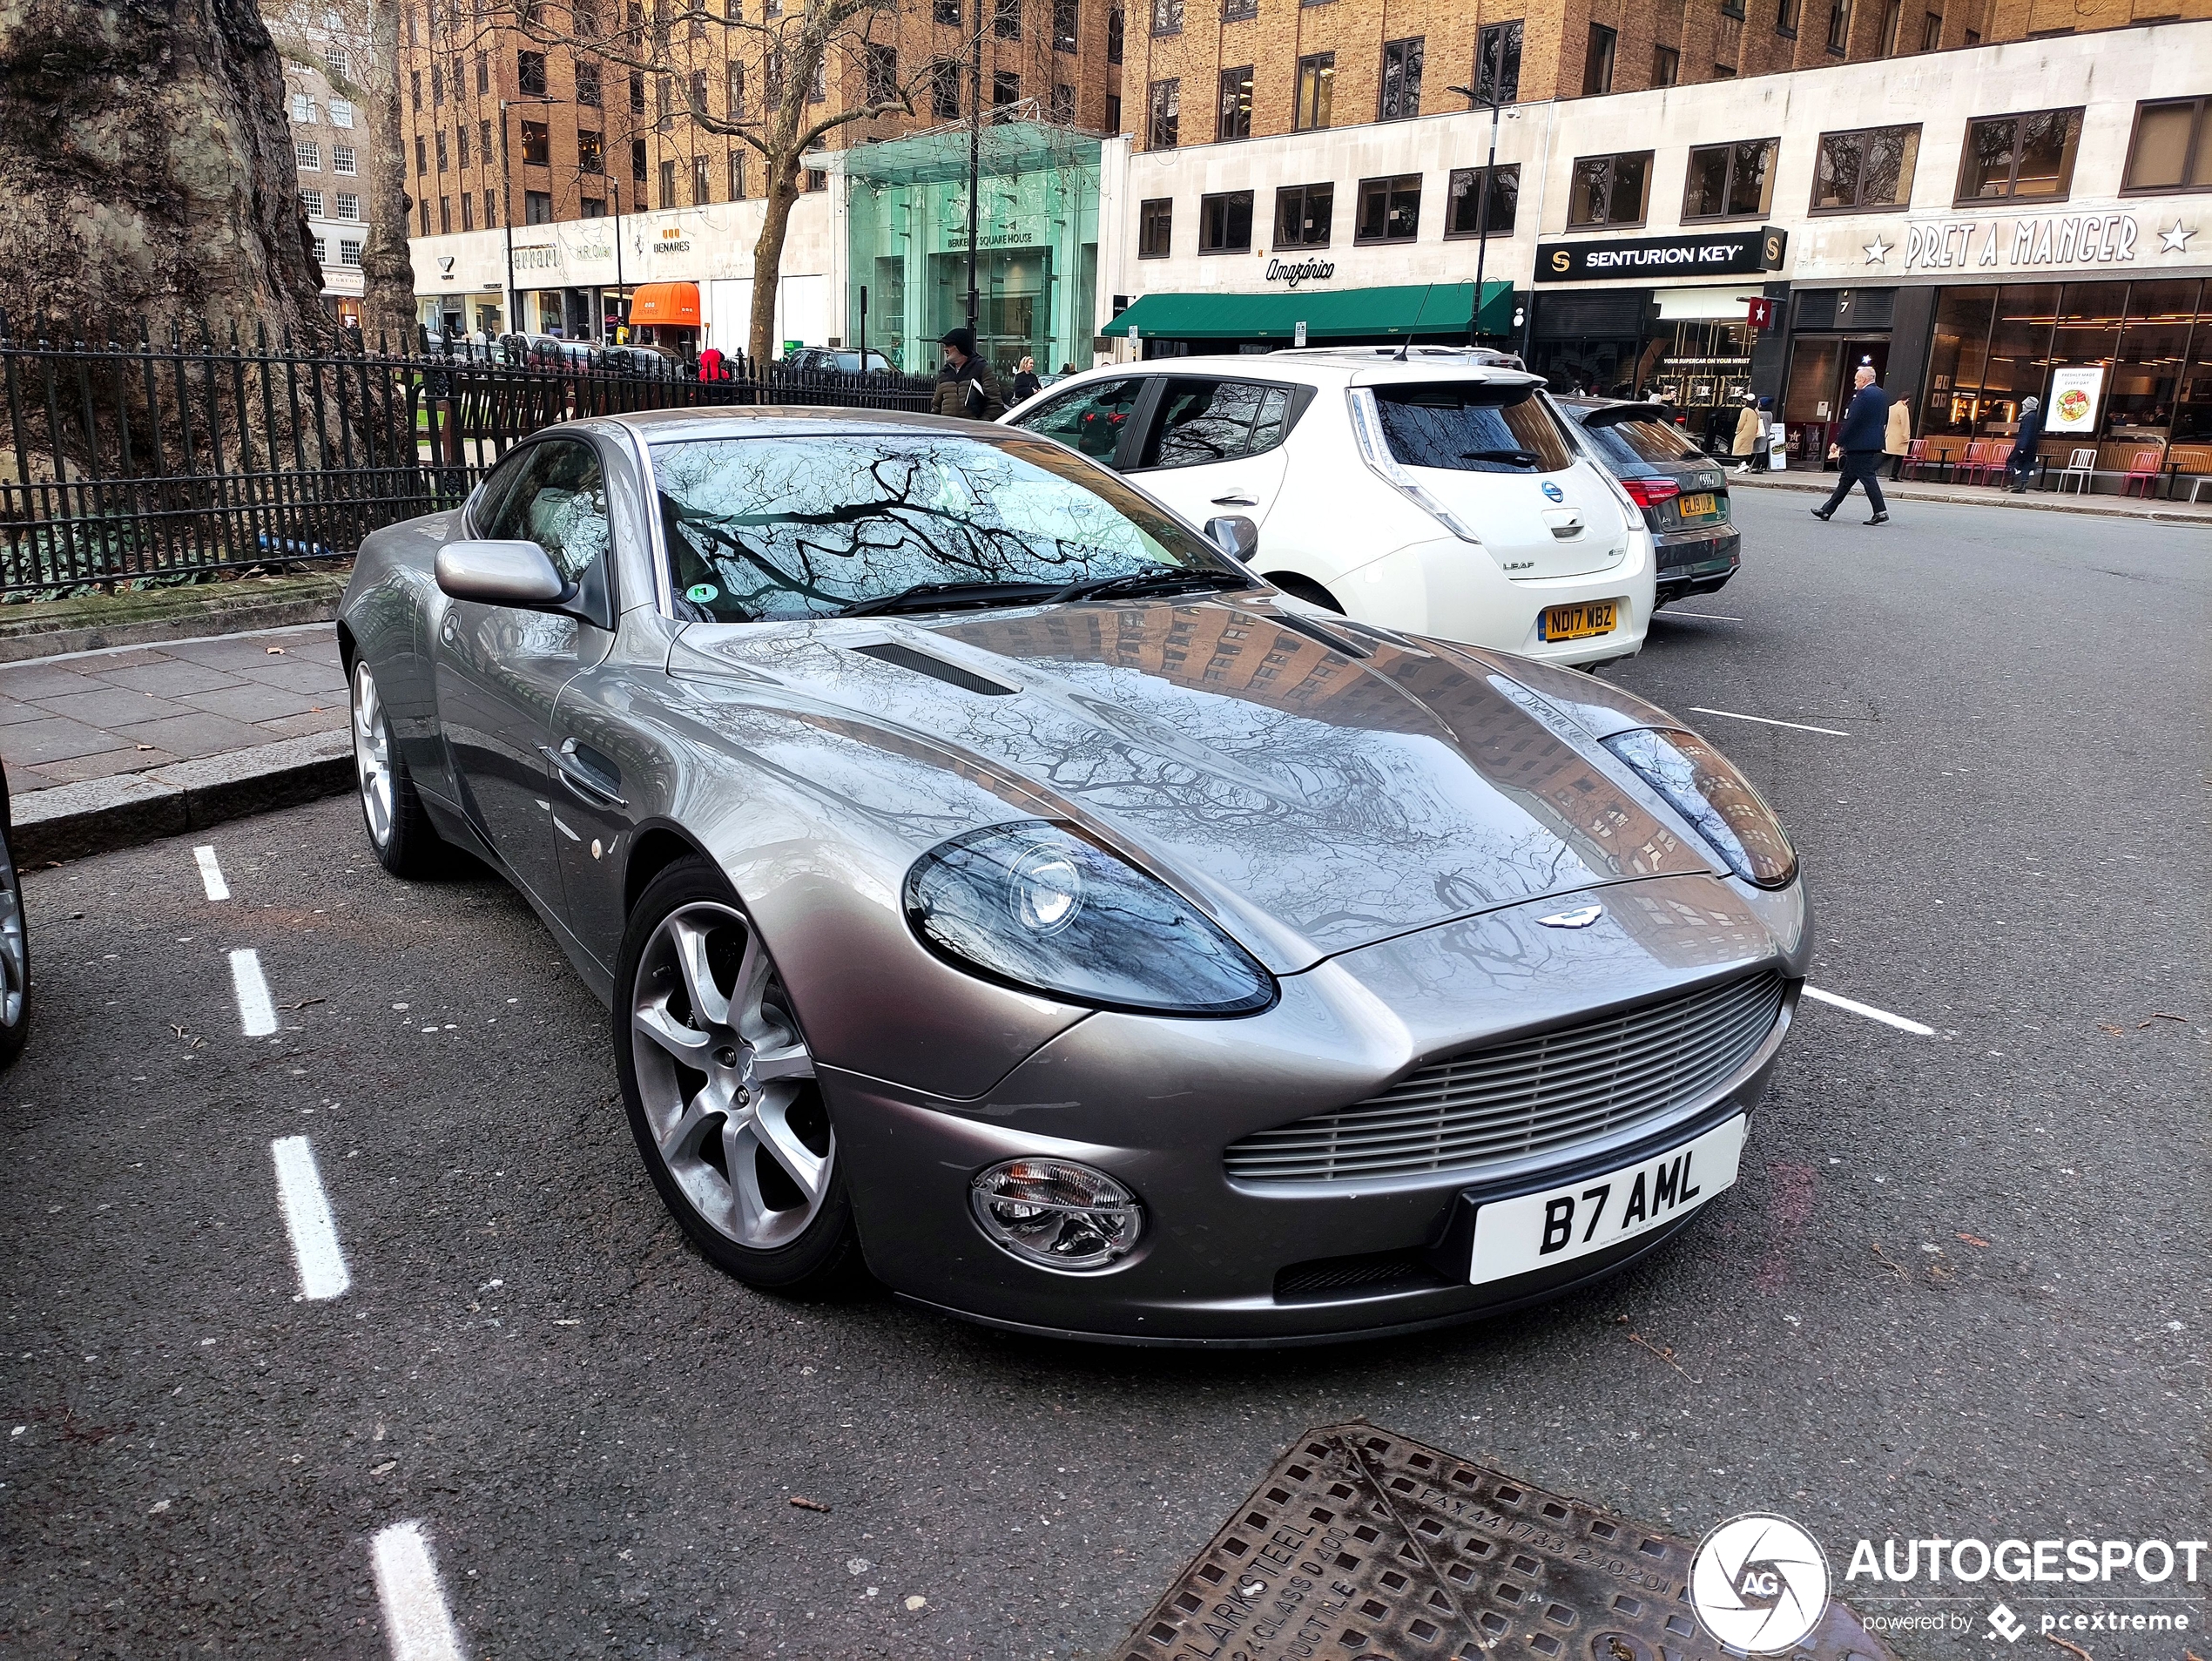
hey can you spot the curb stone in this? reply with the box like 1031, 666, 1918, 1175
14, 730, 355, 865
0, 574, 347, 664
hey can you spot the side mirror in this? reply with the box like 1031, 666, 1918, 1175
1204, 515, 1259, 562
435, 540, 570, 607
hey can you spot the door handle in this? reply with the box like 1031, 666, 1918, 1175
1211, 492, 1259, 507
540, 740, 627, 809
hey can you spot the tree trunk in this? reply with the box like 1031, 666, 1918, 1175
0, 0, 334, 346
748, 160, 803, 367
360, 0, 416, 345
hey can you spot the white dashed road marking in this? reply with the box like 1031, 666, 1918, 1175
193, 846, 230, 901
1804, 984, 1936, 1036
270, 1136, 351, 1301
372, 1521, 469, 1661
1689, 706, 1852, 738
229, 949, 277, 1037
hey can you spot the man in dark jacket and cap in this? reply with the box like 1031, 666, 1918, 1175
932, 327, 1007, 422
1811, 363, 1892, 524
2003, 395, 2045, 492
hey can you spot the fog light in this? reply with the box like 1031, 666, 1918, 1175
970, 1158, 1143, 1272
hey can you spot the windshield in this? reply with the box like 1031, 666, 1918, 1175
1581, 415, 1710, 469
651, 431, 1235, 623
1371, 381, 1576, 475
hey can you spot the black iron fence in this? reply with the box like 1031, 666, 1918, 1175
0, 315, 938, 595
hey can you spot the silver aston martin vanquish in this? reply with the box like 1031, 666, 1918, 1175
339, 407, 1809, 1345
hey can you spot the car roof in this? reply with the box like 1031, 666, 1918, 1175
1061, 351, 1541, 391
610, 407, 1010, 443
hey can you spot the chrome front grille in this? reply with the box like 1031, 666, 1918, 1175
1224, 973, 1787, 1184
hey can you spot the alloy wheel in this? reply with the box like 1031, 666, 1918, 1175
0, 829, 23, 1030
351, 660, 395, 849
629, 902, 830, 1252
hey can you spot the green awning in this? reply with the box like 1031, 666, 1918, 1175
1102, 281, 1515, 341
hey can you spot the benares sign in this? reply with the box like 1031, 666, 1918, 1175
654, 226, 691, 253
1898, 212, 2140, 272
1265, 257, 1335, 288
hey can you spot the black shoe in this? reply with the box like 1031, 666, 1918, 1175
1811, 507, 1833, 521
1865, 512, 1889, 524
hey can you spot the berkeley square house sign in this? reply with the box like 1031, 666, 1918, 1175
1537, 226, 1788, 283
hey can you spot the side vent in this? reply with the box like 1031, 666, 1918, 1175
848, 641, 1019, 696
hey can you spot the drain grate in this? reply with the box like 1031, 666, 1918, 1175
1119, 1423, 1896, 1661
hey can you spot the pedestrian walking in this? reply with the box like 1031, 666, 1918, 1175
2003, 395, 2046, 492
1011, 355, 1042, 404
1885, 392, 1912, 480
1732, 394, 1762, 475
932, 327, 1007, 422
1811, 364, 1892, 524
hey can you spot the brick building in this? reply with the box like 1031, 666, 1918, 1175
285, 33, 374, 324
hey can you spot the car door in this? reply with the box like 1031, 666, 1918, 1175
1123, 377, 1297, 534
432, 436, 617, 910
1007, 375, 1147, 466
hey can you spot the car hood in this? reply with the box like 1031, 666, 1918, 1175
668, 598, 1717, 970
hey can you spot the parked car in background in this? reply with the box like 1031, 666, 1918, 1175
783, 347, 895, 376
1557, 398, 1740, 609
603, 344, 680, 375
1004, 350, 1654, 666
0, 759, 27, 1068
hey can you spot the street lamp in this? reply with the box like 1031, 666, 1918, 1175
1450, 42, 1506, 352
498, 93, 564, 341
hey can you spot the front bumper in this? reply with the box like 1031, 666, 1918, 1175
827, 874, 1809, 1344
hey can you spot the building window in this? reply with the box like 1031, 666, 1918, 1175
292, 91, 316, 125
1963, 25, 1978, 43
1445, 164, 1518, 236
810, 55, 826, 102
1568, 150, 1651, 225
996, 0, 1021, 37
659, 158, 677, 207
329, 46, 350, 78
480, 119, 492, 161
435, 130, 448, 171
730, 151, 748, 198
993, 69, 1021, 115
1217, 64, 1251, 139
1197, 189, 1253, 253
437, 196, 451, 233
694, 154, 712, 203
1475, 20, 1521, 103
1824, 0, 1850, 51
518, 51, 548, 96
866, 44, 897, 103
1107, 3, 1123, 58
477, 51, 489, 94
1138, 196, 1172, 257
1106, 92, 1121, 130
417, 200, 428, 234
1275, 182, 1333, 246
1378, 37, 1423, 120
431, 63, 444, 106
1920, 10, 1941, 49
484, 189, 499, 226
806, 167, 826, 191
1294, 52, 1333, 130
336, 192, 360, 219
301, 187, 326, 216
1812, 123, 1919, 209
340, 239, 364, 267
1957, 107, 2083, 203
313, 235, 330, 263
1049, 81, 1075, 124
2124, 97, 2212, 192
934, 0, 960, 20
1651, 44, 1679, 85
330, 98, 353, 128
727, 62, 745, 117
580, 196, 604, 220
631, 71, 646, 114
1355, 173, 1421, 243
690, 68, 709, 117
657, 73, 672, 128
1582, 24, 1616, 95
1150, 0, 1180, 32
931, 59, 961, 118
579, 129, 604, 172
462, 192, 476, 229
1777, 0, 1800, 35
333, 143, 357, 175
521, 120, 550, 165
1054, 0, 1079, 50
525, 190, 553, 224
414, 134, 426, 175
1222, 0, 1256, 16
577, 59, 603, 105
297, 139, 321, 170
632, 137, 649, 179
1147, 77, 1178, 147
1683, 138, 1777, 219
457, 125, 470, 167
1880, 0, 1903, 50
409, 69, 421, 111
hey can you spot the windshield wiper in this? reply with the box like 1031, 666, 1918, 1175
837, 579, 1062, 618
1048, 568, 1254, 604
1460, 448, 1541, 467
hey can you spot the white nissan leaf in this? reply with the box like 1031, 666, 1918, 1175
1004, 348, 1656, 665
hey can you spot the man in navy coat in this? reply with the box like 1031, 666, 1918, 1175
1812, 364, 1892, 524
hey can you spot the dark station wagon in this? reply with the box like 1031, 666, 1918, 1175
1559, 398, 1741, 607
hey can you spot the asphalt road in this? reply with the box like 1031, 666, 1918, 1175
3, 489, 2205, 1659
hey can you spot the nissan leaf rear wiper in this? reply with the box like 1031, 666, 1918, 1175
1460, 448, 1541, 467
837, 579, 1062, 618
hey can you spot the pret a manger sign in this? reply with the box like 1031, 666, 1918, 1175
1904, 212, 2142, 272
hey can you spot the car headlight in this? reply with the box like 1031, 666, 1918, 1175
905, 821, 1278, 1016
1603, 727, 1798, 888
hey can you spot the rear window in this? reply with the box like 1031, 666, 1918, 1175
1581, 415, 1709, 469
1370, 382, 1575, 474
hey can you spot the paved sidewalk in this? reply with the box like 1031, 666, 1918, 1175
1731, 467, 2212, 523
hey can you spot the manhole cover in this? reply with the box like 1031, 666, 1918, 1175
1119, 1423, 1896, 1661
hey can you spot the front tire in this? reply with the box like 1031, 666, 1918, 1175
350, 658, 442, 877
0, 800, 29, 1069
615, 856, 860, 1293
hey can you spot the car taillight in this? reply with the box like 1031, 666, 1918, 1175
1621, 477, 1681, 509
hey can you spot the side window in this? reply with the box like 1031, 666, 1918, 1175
1141, 379, 1283, 469
1014, 376, 1143, 462
479, 437, 616, 622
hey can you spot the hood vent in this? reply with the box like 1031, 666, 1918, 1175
848, 640, 1019, 696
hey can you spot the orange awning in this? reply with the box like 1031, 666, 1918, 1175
629, 281, 700, 327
